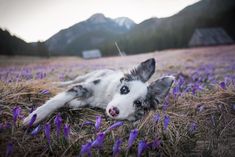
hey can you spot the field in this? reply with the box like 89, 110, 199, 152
0, 45, 235, 157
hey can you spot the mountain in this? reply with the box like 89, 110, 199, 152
46, 13, 134, 55
46, 0, 235, 56
114, 17, 136, 29
0, 28, 48, 56
114, 0, 235, 54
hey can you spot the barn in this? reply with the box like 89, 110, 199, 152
82, 49, 102, 59
188, 27, 234, 47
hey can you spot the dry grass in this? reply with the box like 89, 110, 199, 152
0, 45, 235, 157
1, 78, 234, 157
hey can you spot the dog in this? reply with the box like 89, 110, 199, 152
23, 58, 174, 126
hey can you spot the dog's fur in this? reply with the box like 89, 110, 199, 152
23, 58, 174, 126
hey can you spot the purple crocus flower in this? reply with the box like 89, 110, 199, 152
44, 123, 51, 144
196, 104, 204, 112
81, 121, 94, 127
189, 122, 197, 133
137, 140, 147, 157
232, 104, 235, 111
162, 101, 169, 112
22, 68, 33, 80
211, 115, 216, 127
5, 122, 12, 129
12, 106, 21, 124
178, 75, 185, 87
192, 83, 203, 95
153, 114, 160, 123
40, 89, 50, 95
173, 86, 180, 97
5, 143, 13, 157
91, 132, 105, 148
105, 121, 123, 132
35, 71, 46, 80
54, 113, 62, 137
95, 116, 102, 131
64, 123, 70, 140
112, 138, 122, 157
224, 77, 231, 86
31, 125, 41, 136
184, 86, 191, 93
219, 82, 226, 90
148, 138, 161, 150
163, 115, 170, 130
127, 129, 138, 149
28, 114, 37, 127
80, 142, 92, 157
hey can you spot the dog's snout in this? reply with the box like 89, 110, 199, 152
108, 106, 120, 117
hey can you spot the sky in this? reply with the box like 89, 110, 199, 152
0, 0, 199, 42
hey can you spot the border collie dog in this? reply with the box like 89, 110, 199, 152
23, 58, 174, 126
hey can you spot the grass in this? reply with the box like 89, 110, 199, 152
0, 45, 235, 156
1, 78, 234, 157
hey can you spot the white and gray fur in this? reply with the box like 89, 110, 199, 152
23, 58, 174, 126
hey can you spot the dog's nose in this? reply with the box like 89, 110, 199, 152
108, 107, 120, 117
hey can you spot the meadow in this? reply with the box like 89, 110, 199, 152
0, 45, 235, 157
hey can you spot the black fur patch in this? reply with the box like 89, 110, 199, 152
133, 100, 153, 121
147, 76, 174, 105
67, 85, 92, 98
134, 109, 145, 120
67, 85, 83, 93
93, 79, 101, 85
124, 58, 155, 82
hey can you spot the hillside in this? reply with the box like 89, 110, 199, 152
45, 14, 136, 55
0, 29, 33, 55
0, 29, 48, 56
115, 0, 235, 54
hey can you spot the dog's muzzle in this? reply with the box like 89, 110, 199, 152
108, 106, 120, 117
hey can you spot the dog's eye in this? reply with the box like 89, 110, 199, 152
120, 85, 129, 95
134, 100, 142, 108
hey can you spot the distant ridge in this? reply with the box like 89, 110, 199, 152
0, 28, 48, 56
0, 28, 33, 55
45, 13, 136, 55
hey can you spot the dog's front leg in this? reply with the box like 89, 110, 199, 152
23, 85, 91, 126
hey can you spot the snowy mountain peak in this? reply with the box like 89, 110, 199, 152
114, 17, 136, 29
88, 13, 108, 23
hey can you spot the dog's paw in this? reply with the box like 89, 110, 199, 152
23, 113, 34, 126
23, 108, 49, 126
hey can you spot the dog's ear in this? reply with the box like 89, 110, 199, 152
124, 58, 155, 82
147, 76, 174, 106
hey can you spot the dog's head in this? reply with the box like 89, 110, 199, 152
106, 58, 174, 121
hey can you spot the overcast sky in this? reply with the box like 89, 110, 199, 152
0, 0, 199, 42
